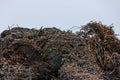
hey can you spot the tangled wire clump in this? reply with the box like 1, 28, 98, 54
0, 22, 120, 80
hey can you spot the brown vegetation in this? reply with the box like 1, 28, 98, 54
0, 22, 120, 80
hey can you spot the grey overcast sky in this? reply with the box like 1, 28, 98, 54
0, 0, 120, 38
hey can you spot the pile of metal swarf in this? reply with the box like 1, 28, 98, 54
0, 22, 120, 80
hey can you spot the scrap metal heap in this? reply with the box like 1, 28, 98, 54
0, 22, 120, 80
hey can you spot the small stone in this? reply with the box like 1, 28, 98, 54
0, 73, 4, 78
0, 63, 3, 68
